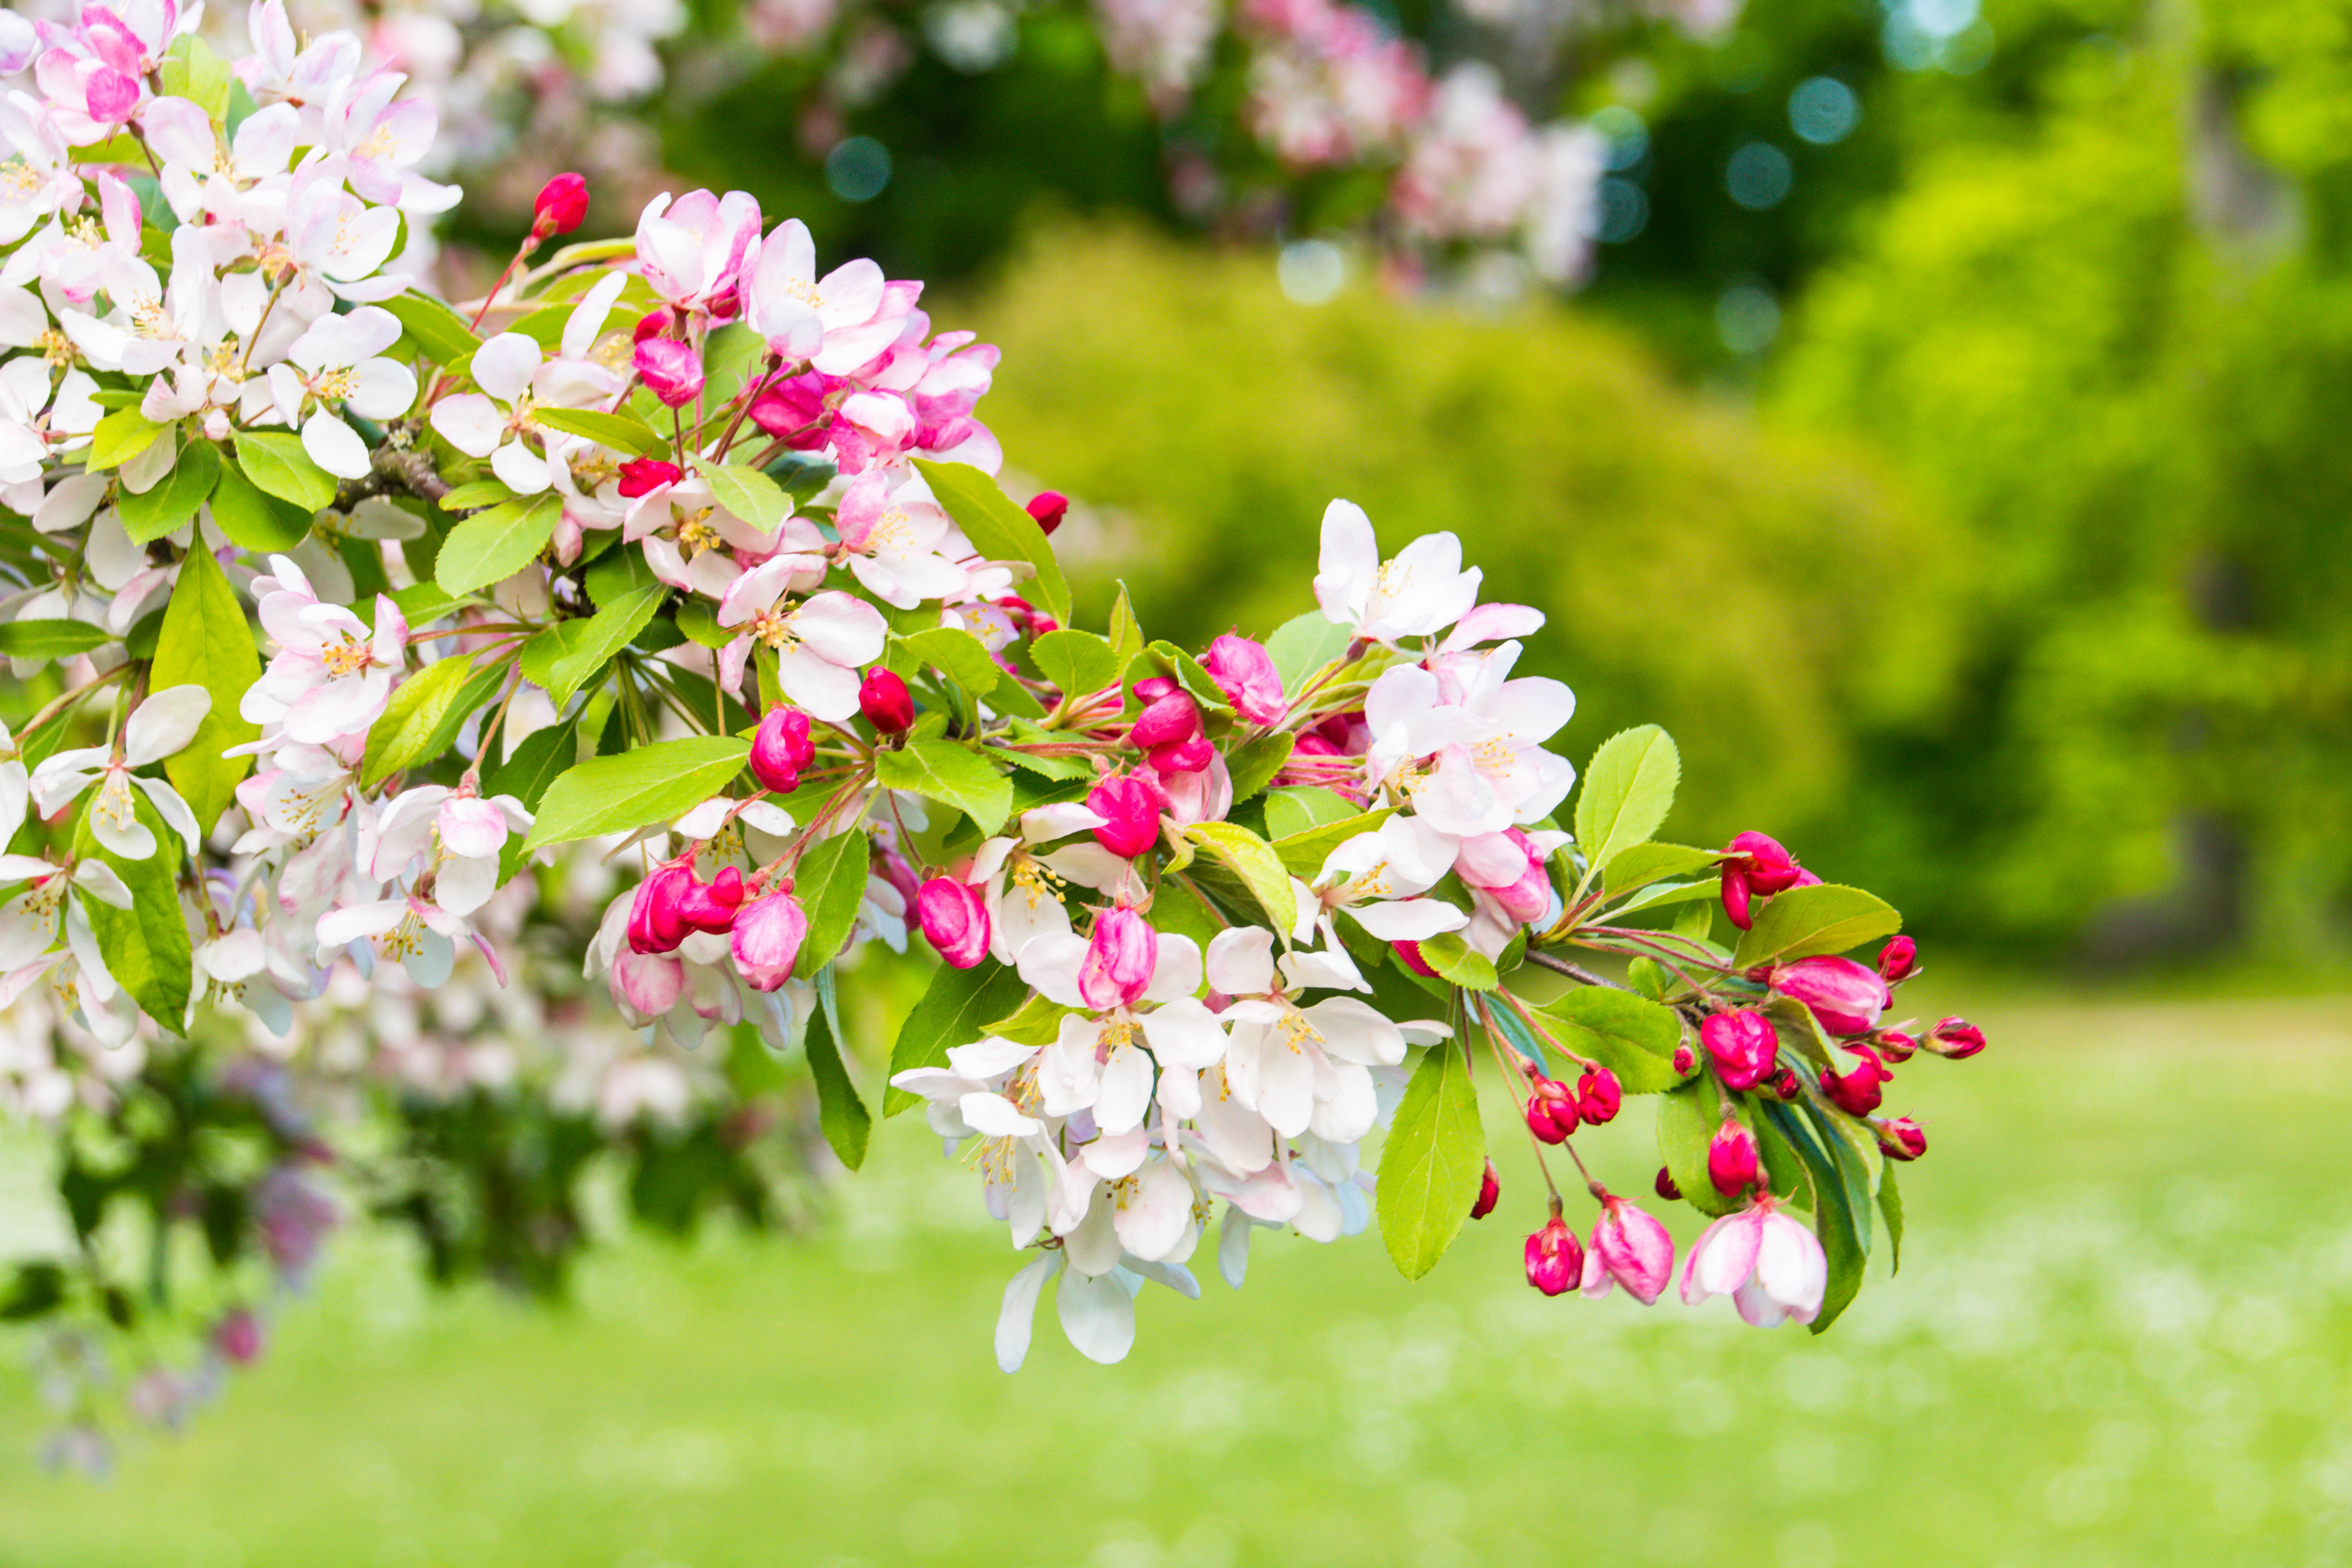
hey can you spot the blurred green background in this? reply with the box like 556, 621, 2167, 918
12, 0, 2352, 1554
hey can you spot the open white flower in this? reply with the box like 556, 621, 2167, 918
1208, 925, 1408, 1143
29, 686, 211, 861
1312, 499, 1482, 643
268, 306, 417, 479
429, 333, 554, 492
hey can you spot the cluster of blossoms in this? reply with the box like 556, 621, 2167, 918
0, 0, 1976, 1450
1, 0, 1745, 293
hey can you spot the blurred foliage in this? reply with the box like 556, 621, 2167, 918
961, 223, 1967, 863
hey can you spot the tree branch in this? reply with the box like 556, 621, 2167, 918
333, 427, 454, 513
1524, 949, 1635, 993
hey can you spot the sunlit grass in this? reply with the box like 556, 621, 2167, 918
2, 987, 2348, 1567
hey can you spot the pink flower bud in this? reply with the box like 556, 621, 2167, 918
1470, 1158, 1500, 1220
1079, 905, 1158, 1010
1700, 1009, 1779, 1091
1877, 1116, 1927, 1161
1148, 732, 1214, 775
1523, 1093, 1569, 1145
1461, 827, 1553, 925
917, 877, 989, 969
1132, 675, 1178, 702
1929, 1016, 1986, 1059
85, 67, 140, 125
1589, 1195, 1676, 1304
212, 1308, 264, 1366
858, 668, 914, 734
1525, 1217, 1583, 1297
617, 457, 682, 497
1708, 1119, 1761, 1196
1875, 1030, 1918, 1065
634, 337, 705, 407
1771, 955, 1891, 1036
1771, 1067, 1801, 1100
532, 172, 589, 237
633, 309, 668, 343
626, 862, 699, 953
1878, 935, 1918, 984
1025, 491, 1068, 535
1394, 940, 1437, 978
1129, 691, 1201, 750
731, 890, 808, 991
1086, 773, 1166, 859
1202, 634, 1287, 726
1820, 1043, 1891, 1116
1654, 1166, 1682, 1201
1671, 1044, 1695, 1076
1575, 1066, 1622, 1126
1719, 863, 1754, 930
706, 286, 740, 321
1725, 830, 1803, 893
750, 706, 815, 794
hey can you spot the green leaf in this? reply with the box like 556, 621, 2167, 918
1263, 786, 1359, 841
1730, 884, 1902, 968
523, 735, 751, 849
383, 291, 483, 368
984, 991, 1080, 1047
71, 794, 192, 1035
1225, 732, 1294, 803
793, 827, 872, 973
232, 430, 338, 514
1572, 726, 1681, 882
1878, 1162, 1904, 1275
1603, 842, 1724, 895
1031, 629, 1119, 701
805, 967, 871, 1169
543, 583, 666, 707
1377, 1038, 1484, 1280
700, 323, 765, 409
159, 35, 233, 121
88, 408, 165, 470
691, 457, 788, 531
438, 480, 514, 512
763, 453, 837, 501
207, 455, 312, 551
1264, 609, 1351, 694
1657, 1076, 1740, 1217
1106, 582, 1144, 670
885, 959, 1033, 1116
153, 541, 261, 833
483, 719, 578, 812
875, 740, 1013, 838
1271, 806, 1394, 882
363, 655, 481, 788
534, 407, 668, 457
390, 582, 465, 627
913, 457, 1071, 626
1140, 640, 1230, 714
435, 492, 562, 595
0, 620, 113, 659
1413, 930, 1496, 992
1534, 988, 1686, 1093
1759, 1100, 1868, 1333
1182, 822, 1298, 934
118, 436, 220, 543
900, 626, 1002, 695
673, 599, 731, 650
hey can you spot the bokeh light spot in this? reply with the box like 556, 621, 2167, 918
825, 137, 893, 203
1726, 142, 1793, 210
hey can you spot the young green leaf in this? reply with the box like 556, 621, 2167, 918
435, 492, 563, 595
88, 408, 166, 470
1263, 786, 1360, 841
805, 967, 871, 1169
1729, 883, 1902, 968
118, 436, 220, 543
208, 454, 313, 551
234, 429, 340, 513
1106, 581, 1144, 669
1263, 608, 1351, 694
984, 991, 1080, 1047
534, 407, 669, 457
1878, 1161, 1903, 1275
900, 626, 1002, 695
913, 457, 1071, 626
885, 959, 1033, 1116
483, 719, 579, 813
361, 654, 485, 788
875, 740, 1013, 838
1534, 988, 1686, 1093
71, 796, 193, 1036
1572, 726, 1680, 883
1412, 930, 1497, 991
793, 826, 873, 973
0, 621, 113, 659
1182, 822, 1298, 934
1602, 842, 1724, 895
153, 541, 262, 833
1657, 1076, 1740, 1218
1031, 629, 1120, 701
160, 33, 233, 119
383, 291, 484, 367
1270, 806, 1394, 881
691, 457, 788, 531
542, 583, 667, 707
523, 735, 751, 849
1377, 1038, 1484, 1281
1224, 732, 1294, 804
1759, 1100, 1869, 1333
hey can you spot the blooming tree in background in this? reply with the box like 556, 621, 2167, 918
0, 0, 1984, 1472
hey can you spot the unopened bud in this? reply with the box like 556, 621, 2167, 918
1725, 830, 1803, 893
1079, 905, 1159, 1010
1524, 1216, 1583, 1297
1671, 1043, 1695, 1076
532, 172, 589, 238
1523, 1091, 1570, 1145
731, 889, 808, 990
1875, 1030, 1918, 1065
1654, 1166, 1682, 1201
1203, 634, 1287, 726
1394, 940, 1438, 978
916, 876, 990, 969
1719, 863, 1753, 931
212, 1308, 263, 1367
1575, 1066, 1622, 1126
633, 336, 704, 408
1148, 732, 1214, 775
1770, 954, 1891, 1036
1129, 691, 1201, 751
1929, 1016, 1986, 1059
1086, 773, 1167, 859
617, 457, 683, 497
1700, 1008, 1779, 1091
1707, 1119, 1761, 1197
1876, 1115, 1927, 1161
1025, 490, 1069, 535
1771, 1067, 1800, 1100
633, 309, 669, 343
858, 668, 914, 735
1820, 1043, 1892, 1117
1878, 935, 1918, 984
1470, 1158, 1500, 1220
750, 705, 815, 794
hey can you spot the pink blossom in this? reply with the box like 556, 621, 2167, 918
1078, 905, 1159, 1010
1708, 1118, 1760, 1196
1581, 1195, 1675, 1305
240, 556, 407, 745
731, 890, 807, 991
1203, 633, 1286, 725
1086, 773, 1167, 859
633, 336, 704, 407
750, 706, 816, 793
634, 188, 764, 312
917, 876, 990, 969
1700, 1008, 1778, 1091
1771, 955, 1891, 1036
1524, 1215, 1581, 1296
1681, 1198, 1829, 1328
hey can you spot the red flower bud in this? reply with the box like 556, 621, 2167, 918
1524, 1216, 1583, 1296
1470, 1159, 1500, 1220
626, 860, 739, 954
1929, 1016, 1986, 1059
1148, 732, 1214, 775
632, 309, 668, 343
532, 172, 589, 238
1394, 940, 1438, 978
1025, 490, 1068, 535
706, 285, 740, 321
634, 336, 705, 408
1770, 955, 1891, 1036
858, 668, 914, 735
1129, 691, 1201, 750
212, 1308, 263, 1366
1719, 864, 1753, 931
1671, 1043, 1695, 1076
1876, 1116, 1927, 1161
1878, 935, 1918, 984
1575, 1066, 1622, 1126
1086, 773, 1166, 859
1654, 1166, 1682, 1201
917, 876, 990, 969
750, 706, 816, 794
617, 457, 683, 497
1708, 1119, 1761, 1196
1132, 675, 1179, 702
1700, 1009, 1779, 1091
1524, 1092, 1570, 1145
1820, 1043, 1892, 1117
1203, 634, 1287, 726
1875, 1030, 1918, 1065
1725, 830, 1803, 893
1080, 906, 1159, 1010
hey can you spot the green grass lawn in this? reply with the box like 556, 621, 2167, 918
3, 986, 2349, 1567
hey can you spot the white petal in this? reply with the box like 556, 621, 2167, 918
123, 685, 212, 766
995, 1253, 1062, 1373
1054, 1269, 1137, 1366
